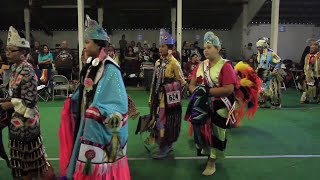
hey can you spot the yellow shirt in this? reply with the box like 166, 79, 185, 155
149, 55, 186, 108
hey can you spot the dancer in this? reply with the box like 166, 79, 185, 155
256, 37, 284, 109
185, 32, 261, 176
4, 26, 54, 179
60, 16, 130, 180
143, 29, 186, 159
300, 40, 320, 104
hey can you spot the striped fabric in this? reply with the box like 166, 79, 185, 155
85, 106, 105, 123
200, 98, 231, 159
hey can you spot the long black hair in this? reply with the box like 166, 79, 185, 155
40, 45, 49, 56
182, 41, 188, 48
167, 44, 173, 50
73, 39, 107, 142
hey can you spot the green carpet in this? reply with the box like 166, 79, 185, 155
0, 89, 319, 179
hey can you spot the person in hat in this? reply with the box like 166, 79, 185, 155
62, 16, 130, 180
185, 32, 239, 176
3, 26, 54, 179
300, 41, 320, 104
147, 28, 186, 159
185, 32, 262, 176
256, 38, 283, 109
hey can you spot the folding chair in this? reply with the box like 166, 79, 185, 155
52, 75, 69, 101
35, 68, 51, 102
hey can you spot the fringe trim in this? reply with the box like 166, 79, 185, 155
9, 135, 49, 178
10, 148, 44, 162
11, 157, 47, 170
164, 105, 182, 143
9, 136, 43, 153
11, 158, 49, 177
128, 95, 140, 120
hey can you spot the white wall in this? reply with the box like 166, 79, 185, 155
230, 14, 244, 60
1, 24, 319, 63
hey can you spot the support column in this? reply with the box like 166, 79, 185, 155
24, 8, 30, 42
230, 0, 267, 60
242, 3, 248, 48
98, 8, 104, 26
270, 0, 280, 53
177, 0, 182, 62
77, 0, 85, 71
171, 7, 176, 41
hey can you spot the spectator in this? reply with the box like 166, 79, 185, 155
220, 47, 229, 59
130, 40, 136, 50
130, 40, 135, 46
194, 41, 204, 58
125, 46, 138, 75
172, 43, 181, 62
150, 43, 159, 53
107, 44, 120, 65
38, 44, 53, 71
182, 41, 191, 65
30, 40, 41, 67
139, 43, 151, 62
150, 43, 160, 61
38, 45, 53, 86
136, 42, 143, 53
140, 59, 154, 90
184, 54, 200, 77
242, 43, 254, 61
194, 41, 201, 52
119, 34, 127, 57
124, 46, 139, 86
190, 44, 194, 51
190, 43, 202, 60
54, 40, 77, 80
34, 41, 41, 50
247, 54, 258, 69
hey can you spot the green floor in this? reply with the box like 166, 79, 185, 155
0, 89, 320, 180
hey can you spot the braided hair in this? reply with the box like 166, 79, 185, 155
73, 39, 107, 141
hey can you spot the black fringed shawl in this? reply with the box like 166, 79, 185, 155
163, 80, 182, 143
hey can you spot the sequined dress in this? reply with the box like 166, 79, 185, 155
67, 56, 130, 180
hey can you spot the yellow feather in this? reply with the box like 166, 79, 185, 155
240, 78, 253, 87
235, 61, 252, 71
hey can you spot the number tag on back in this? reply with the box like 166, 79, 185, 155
166, 90, 181, 105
